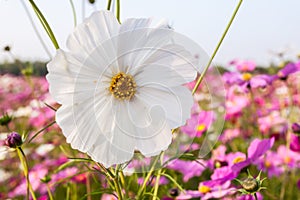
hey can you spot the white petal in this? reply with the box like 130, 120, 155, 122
117, 19, 173, 72
67, 10, 120, 55
142, 44, 198, 83
46, 50, 110, 105
87, 135, 134, 167
134, 63, 190, 88
137, 86, 193, 128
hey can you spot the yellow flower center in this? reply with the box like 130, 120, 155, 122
198, 185, 211, 194
196, 124, 206, 132
233, 156, 245, 164
264, 160, 271, 168
109, 72, 137, 100
284, 156, 291, 164
242, 73, 252, 81
215, 161, 221, 168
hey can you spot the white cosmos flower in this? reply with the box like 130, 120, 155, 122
46, 10, 198, 167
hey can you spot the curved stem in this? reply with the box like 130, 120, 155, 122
69, 0, 77, 27
28, 0, 60, 49
116, 0, 120, 23
27, 120, 56, 143
192, 0, 243, 94
20, 0, 51, 59
107, 0, 112, 10
136, 153, 161, 198
17, 147, 37, 200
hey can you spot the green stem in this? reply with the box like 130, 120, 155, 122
27, 120, 56, 143
152, 168, 162, 200
113, 177, 124, 200
28, 0, 60, 49
192, 0, 243, 94
17, 147, 37, 200
69, 0, 77, 27
136, 153, 161, 198
107, 0, 112, 10
118, 169, 128, 198
47, 184, 54, 200
116, 0, 121, 23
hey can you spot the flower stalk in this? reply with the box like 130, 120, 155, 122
192, 0, 244, 94
16, 147, 37, 200
28, 0, 60, 49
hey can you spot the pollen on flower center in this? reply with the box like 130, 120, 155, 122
109, 72, 137, 100
233, 156, 245, 164
199, 185, 211, 194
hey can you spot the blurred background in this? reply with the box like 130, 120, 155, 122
0, 0, 300, 66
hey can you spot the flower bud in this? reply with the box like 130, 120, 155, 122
236, 170, 266, 195
5, 132, 23, 148
292, 123, 300, 134
169, 188, 179, 197
3, 45, 10, 52
241, 177, 259, 193
41, 175, 51, 183
0, 113, 12, 126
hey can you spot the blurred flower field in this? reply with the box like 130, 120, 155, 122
1, 59, 300, 199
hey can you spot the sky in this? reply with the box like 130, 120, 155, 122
0, 0, 300, 66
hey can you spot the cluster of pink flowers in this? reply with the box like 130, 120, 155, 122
1, 59, 300, 199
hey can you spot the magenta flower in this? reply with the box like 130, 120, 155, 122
181, 111, 214, 137
234, 60, 256, 72
292, 123, 300, 134
219, 128, 241, 143
177, 180, 235, 200
290, 133, 300, 152
209, 138, 274, 184
254, 150, 284, 177
137, 176, 169, 186
277, 63, 298, 79
249, 74, 273, 89
167, 159, 206, 182
257, 111, 287, 135
276, 145, 300, 169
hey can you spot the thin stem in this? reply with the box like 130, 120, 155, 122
20, 0, 51, 59
192, 0, 243, 94
136, 153, 161, 198
27, 120, 56, 143
47, 184, 54, 200
86, 172, 92, 200
17, 147, 37, 200
113, 177, 124, 200
152, 168, 162, 200
119, 170, 128, 198
69, 0, 77, 27
107, 0, 112, 10
254, 193, 258, 200
116, 0, 120, 23
28, 0, 60, 49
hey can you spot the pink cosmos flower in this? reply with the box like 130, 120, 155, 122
219, 128, 241, 143
290, 133, 300, 152
137, 176, 169, 186
181, 111, 214, 137
234, 60, 256, 72
167, 159, 206, 182
177, 180, 235, 200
